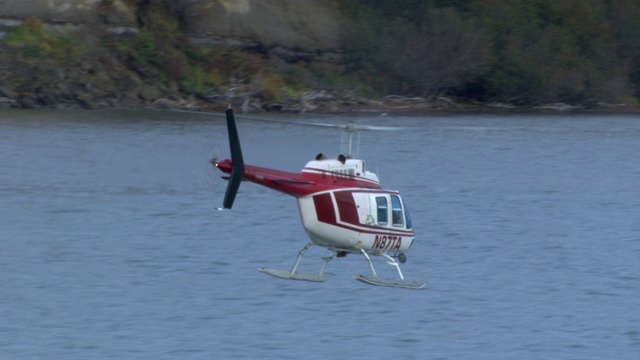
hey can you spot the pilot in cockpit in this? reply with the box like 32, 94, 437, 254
315, 153, 327, 160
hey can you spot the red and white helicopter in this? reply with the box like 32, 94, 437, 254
213, 107, 426, 289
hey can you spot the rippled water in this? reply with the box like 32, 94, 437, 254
1, 109, 639, 359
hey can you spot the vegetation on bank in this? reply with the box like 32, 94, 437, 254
1, 0, 639, 110
344, 0, 640, 106
0, 2, 340, 110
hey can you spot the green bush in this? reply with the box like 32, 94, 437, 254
342, 0, 640, 104
4, 17, 73, 60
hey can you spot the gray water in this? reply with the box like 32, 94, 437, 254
1, 109, 638, 359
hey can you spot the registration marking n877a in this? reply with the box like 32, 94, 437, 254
372, 235, 402, 250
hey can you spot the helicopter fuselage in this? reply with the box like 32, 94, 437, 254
216, 157, 415, 254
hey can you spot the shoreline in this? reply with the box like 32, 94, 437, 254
1, 92, 637, 116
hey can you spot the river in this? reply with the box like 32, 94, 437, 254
1, 109, 638, 359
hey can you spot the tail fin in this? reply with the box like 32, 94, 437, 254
222, 107, 245, 209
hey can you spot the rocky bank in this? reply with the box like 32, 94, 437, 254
0, 1, 636, 113
0, 0, 364, 112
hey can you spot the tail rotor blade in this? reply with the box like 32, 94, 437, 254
222, 167, 242, 209
222, 108, 245, 209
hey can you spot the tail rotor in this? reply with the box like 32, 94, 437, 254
219, 107, 245, 209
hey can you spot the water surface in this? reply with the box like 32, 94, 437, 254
1, 109, 638, 359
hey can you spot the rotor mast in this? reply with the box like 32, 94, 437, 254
344, 122, 359, 158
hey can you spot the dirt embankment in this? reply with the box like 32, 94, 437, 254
1, 1, 637, 113
0, 0, 361, 112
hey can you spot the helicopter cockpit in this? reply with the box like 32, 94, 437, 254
369, 193, 412, 229
344, 191, 413, 230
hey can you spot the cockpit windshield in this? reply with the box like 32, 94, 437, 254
403, 199, 413, 229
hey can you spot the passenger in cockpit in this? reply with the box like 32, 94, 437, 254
316, 153, 327, 160
338, 154, 346, 164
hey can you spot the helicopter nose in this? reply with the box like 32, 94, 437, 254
215, 158, 233, 173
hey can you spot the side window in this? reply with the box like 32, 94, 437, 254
391, 195, 404, 227
375, 196, 388, 225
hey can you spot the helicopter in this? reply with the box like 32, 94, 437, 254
213, 107, 426, 289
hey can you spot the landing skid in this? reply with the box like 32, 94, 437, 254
259, 268, 333, 282
259, 243, 335, 282
353, 249, 427, 289
353, 274, 426, 289
258, 243, 426, 289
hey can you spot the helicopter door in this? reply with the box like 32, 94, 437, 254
368, 195, 389, 227
394, 194, 412, 229
369, 194, 412, 229
390, 195, 404, 227
375, 196, 388, 225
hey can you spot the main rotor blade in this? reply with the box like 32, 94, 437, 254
157, 108, 403, 132
231, 114, 402, 131
297, 121, 402, 132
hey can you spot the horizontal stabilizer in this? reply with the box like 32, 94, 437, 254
272, 180, 315, 185
221, 176, 247, 181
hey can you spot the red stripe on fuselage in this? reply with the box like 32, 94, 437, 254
334, 190, 359, 225
313, 193, 336, 224
217, 159, 382, 197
